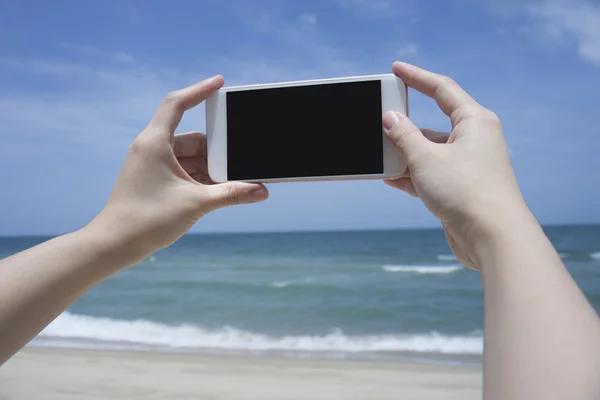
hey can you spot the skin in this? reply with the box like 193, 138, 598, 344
0, 62, 598, 399
384, 61, 600, 400
0, 75, 269, 364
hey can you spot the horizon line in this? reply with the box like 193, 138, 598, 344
1, 222, 599, 239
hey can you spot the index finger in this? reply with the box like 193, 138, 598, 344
150, 74, 225, 135
392, 62, 480, 125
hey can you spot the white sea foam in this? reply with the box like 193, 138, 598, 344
382, 265, 462, 274
590, 252, 600, 260
270, 277, 314, 288
38, 312, 482, 355
437, 254, 457, 261
558, 253, 568, 259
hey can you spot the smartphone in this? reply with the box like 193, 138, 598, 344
205, 74, 408, 183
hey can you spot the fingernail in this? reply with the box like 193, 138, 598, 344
249, 186, 267, 201
383, 111, 404, 130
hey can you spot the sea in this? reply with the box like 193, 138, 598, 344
2, 225, 599, 365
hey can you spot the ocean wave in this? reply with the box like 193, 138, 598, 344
270, 277, 314, 288
38, 312, 482, 355
590, 252, 600, 260
382, 265, 462, 274
436, 254, 457, 261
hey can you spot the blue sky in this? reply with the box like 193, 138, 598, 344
0, 0, 599, 235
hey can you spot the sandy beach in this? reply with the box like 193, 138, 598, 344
0, 347, 481, 400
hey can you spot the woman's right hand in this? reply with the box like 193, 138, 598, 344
383, 62, 531, 269
88, 75, 269, 267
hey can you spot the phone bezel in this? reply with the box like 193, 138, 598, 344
206, 73, 408, 183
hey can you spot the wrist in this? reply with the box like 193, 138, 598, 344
465, 202, 540, 269
81, 214, 150, 270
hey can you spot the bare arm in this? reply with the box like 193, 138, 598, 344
0, 229, 129, 364
474, 211, 600, 399
0, 75, 268, 365
384, 61, 600, 399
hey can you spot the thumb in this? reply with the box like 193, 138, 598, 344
204, 182, 269, 212
383, 111, 430, 162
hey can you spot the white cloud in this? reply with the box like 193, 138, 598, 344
492, 0, 600, 64
397, 42, 419, 56
0, 2, 377, 165
0, 57, 194, 160
229, 8, 366, 82
0, 28, 365, 167
524, 0, 600, 64
64, 43, 136, 64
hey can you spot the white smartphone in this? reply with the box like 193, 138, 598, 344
205, 73, 408, 183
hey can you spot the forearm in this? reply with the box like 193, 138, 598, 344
0, 225, 131, 364
474, 210, 600, 400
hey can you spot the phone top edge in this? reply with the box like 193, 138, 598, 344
220, 73, 397, 91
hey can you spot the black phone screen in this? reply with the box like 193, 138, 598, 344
226, 80, 383, 180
